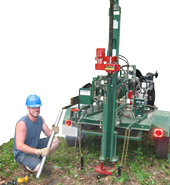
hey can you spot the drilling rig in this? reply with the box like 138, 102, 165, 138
62, 0, 170, 175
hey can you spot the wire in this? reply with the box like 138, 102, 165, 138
49, 176, 60, 185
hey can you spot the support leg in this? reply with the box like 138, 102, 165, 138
95, 162, 116, 175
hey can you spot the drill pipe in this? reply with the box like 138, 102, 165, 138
108, 0, 114, 57
36, 110, 63, 179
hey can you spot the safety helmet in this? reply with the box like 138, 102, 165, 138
25, 94, 42, 108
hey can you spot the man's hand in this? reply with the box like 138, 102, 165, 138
52, 125, 59, 135
36, 148, 51, 157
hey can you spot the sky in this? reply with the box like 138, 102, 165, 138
0, 0, 170, 146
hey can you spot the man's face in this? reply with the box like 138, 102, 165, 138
27, 107, 40, 118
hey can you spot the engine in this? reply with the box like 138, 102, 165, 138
135, 69, 158, 106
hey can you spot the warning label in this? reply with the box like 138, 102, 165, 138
80, 90, 91, 96
105, 66, 114, 70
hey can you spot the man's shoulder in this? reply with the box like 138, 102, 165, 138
16, 115, 27, 126
18, 115, 28, 122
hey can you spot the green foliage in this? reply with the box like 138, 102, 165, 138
0, 139, 19, 177
67, 165, 72, 169
74, 174, 78, 179
0, 135, 170, 184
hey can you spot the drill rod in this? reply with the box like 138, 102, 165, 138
108, 0, 114, 57
36, 110, 63, 179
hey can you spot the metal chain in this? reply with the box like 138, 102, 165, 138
74, 122, 82, 157
123, 128, 131, 167
74, 122, 78, 156
79, 122, 82, 157
120, 127, 131, 168
120, 128, 128, 167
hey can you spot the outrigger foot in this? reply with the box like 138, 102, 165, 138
95, 162, 115, 175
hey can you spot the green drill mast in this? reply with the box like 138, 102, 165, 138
100, 0, 120, 163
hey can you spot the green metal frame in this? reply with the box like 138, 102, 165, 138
100, 73, 119, 162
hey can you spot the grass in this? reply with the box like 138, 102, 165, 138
0, 133, 170, 184
0, 139, 18, 178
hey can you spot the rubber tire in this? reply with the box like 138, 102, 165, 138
155, 137, 169, 159
65, 134, 85, 147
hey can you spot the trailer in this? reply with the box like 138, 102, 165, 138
61, 0, 170, 175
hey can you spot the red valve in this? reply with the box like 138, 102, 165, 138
71, 107, 78, 112
128, 90, 133, 105
128, 90, 133, 99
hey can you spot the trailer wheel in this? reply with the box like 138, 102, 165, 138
155, 137, 169, 159
65, 134, 85, 147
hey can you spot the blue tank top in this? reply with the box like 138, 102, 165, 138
13, 115, 43, 157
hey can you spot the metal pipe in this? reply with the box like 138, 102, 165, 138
108, 0, 114, 57
36, 110, 63, 179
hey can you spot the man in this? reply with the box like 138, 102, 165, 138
13, 94, 60, 173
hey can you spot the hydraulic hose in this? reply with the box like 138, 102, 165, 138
119, 55, 129, 66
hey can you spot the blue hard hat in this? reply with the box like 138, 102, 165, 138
25, 94, 42, 107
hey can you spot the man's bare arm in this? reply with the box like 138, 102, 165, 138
15, 121, 37, 154
41, 117, 52, 137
